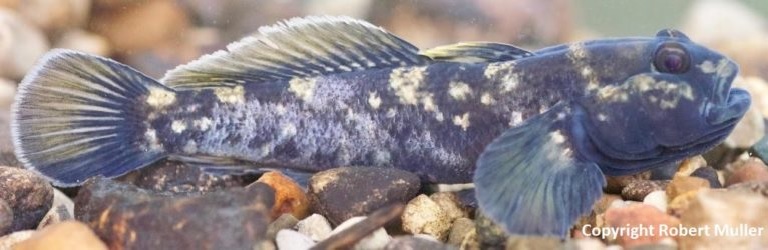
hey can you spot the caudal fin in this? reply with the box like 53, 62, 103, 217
12, 49, 172, 186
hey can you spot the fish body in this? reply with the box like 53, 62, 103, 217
12, 16, 749, 236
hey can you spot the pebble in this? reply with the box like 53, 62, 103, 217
0, 230, 34, 249
116, 160, 252, 194
642, 190, 668, 213
13, 221, 107, 250
0, 167, 53, 233
724, 158, 768, 186
296, 214, 333, 242
665, 175, 709, 201
620, 180, 669, 201
675, 156, 707, 177
314, 204, 403, 250
564, 237, 607, 250
54, 29, 111, 56
308, 167, 420, 225
604, 203, 679, 248
447, 217, 474, 246
605, 171, 651, 194
266, 213, 298, 240
679, 190, 768, 249
474, 210, 507, 248
37, 189, 74, 229
16, 0, 90, 34
728, 181, 768, 197
402, 194, 452, 241
0, 7, 49, 79
75, 178, 274, 249
0, 199, 10, 235
690, 166, 722, 188
429, 192, 470, 222
329, 216, 392, 250
255, 171, 309, 220
505, 235, 562, 249
667, 191, 699, 217
384, 235, 457, 250
275, 229, 315, 250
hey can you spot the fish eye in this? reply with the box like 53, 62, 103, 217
653, 42, 690, 74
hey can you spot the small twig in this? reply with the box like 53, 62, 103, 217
311, 203, 405, 250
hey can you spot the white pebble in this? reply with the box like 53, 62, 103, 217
296, 214, 333, 242
643, 190, 668, 213
276, 229, 315, 250
331, 216, 391, 250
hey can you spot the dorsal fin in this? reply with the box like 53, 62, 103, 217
420, 42, 534, 63
160, 16, 431, 90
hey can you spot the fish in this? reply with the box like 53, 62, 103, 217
11, 16, 750, 237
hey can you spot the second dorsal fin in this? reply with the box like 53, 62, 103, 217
420, 42, 534, 63
160, 16, 431, 90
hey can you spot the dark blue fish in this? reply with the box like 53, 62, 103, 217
11, 16, 750, 236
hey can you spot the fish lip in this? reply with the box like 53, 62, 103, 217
706, 60, 748, 125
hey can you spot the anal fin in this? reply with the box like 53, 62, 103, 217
473, 103, 605, 237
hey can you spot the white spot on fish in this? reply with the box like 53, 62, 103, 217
597, 113, 608, 121
368, 91, 382, 109
484, 62, 520, 92
280, 123, 297, 138
567, 42, 588, 61
171, 120, 186, 134
697, 60, 717, 74
289, 77, 317, 102
194, 117, 213, 131
146, 88, 176, 108
386, 108, 397, 118
448, 81, 472, 101
143, 128, 162, 151
372, 150, 391, 165
480, 92, 495, 105
214, 85, 246, 104
509, 112, 523, 127
389, 66, 427, 105
452, 113, 470, 131
183, 140, 198, 154
550, 131, 566, 144
422, 94, 437, 112
435, 111, 445, 122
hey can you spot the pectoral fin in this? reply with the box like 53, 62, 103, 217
473, 103, 605, 237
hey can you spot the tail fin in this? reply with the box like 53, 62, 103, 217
12, 49, 172, 186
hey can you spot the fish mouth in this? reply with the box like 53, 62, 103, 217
705, 60, 750, 125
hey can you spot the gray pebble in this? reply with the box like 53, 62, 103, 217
266, 213, 299, 240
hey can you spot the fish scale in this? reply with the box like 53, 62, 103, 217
12, 16, 749, 237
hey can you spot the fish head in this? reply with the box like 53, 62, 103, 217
576, 29, 750, 175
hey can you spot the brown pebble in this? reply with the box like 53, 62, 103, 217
14, 221, 107, 250
254, 171, 310, 220
89, 0, 190, 53
621, 180, 669, 201
665, 176, 709, 201
0, 167, 53, 233
448, 217, 475, 246
725, 158, 768, 186
605, 171, 652, 194
429, 192, 470, 222
402, 194, 451, 241
0, 8, 49, 79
